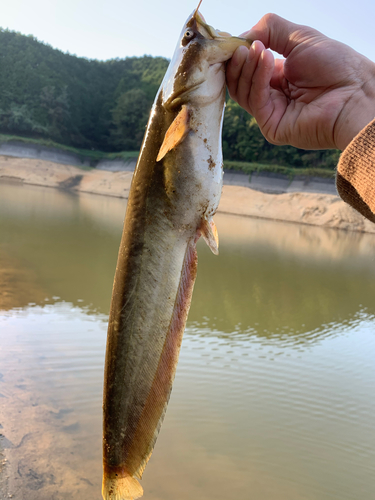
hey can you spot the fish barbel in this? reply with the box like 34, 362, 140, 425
102, 3, 250, 499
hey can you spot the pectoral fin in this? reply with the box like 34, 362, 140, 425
201, 218, 219, 255
156, 105, 191, 162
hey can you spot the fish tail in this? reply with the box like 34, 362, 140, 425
102, 471, 143, 500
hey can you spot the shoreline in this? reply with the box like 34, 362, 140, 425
0, 155, 374, 233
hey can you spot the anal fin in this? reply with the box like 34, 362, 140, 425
156, 105, 190, 162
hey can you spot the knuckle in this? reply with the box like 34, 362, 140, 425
262, 13, 280, 27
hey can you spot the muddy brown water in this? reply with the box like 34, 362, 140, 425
0, 182, 374, 500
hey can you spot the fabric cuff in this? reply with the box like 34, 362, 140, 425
336, 118, 375, 223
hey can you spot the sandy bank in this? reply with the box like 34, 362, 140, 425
0, 155, 374, 234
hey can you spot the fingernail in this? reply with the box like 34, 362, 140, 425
246, 42, 256, 61
232, 45, 248, 66
239, 30, 252, 38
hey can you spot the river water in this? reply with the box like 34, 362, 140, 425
0, 182, 374, 500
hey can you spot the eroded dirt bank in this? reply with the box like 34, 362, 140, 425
0, 155, 374, 233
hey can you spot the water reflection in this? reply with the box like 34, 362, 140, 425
1, 303, 374, 500
1, 182, 375, 500
1, 182, 375, 342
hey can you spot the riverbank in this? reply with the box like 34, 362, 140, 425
0, 155, 374, 233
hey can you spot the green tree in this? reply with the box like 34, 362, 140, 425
223, 99, 266, 161
111, 89, 150, 150
40, 85, 71, 140
0, 103, 47, 134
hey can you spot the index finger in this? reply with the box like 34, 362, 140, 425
240, 13, 320, 57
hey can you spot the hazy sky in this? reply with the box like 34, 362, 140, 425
2, 0, 375, 62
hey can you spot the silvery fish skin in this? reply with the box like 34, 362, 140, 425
102, 6, 250, 500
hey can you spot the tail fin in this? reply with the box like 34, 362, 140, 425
102, 474, 143, 500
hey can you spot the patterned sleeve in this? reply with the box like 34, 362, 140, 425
336, 118, 375, 223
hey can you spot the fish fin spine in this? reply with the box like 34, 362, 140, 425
200, 218, 219, 255
156, 105, 190, 161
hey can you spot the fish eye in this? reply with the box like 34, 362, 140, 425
184, 29, 195, 40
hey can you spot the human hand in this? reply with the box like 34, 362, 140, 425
226, 14, 375, 150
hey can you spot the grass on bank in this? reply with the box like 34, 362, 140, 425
224, 161, 336, 180
0, 134, 336, 180
0, 134, 139, 164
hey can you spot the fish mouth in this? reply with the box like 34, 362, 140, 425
165, 60, 226, 109
166, 82, 203, 109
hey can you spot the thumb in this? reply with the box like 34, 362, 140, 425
240, 13, 318, 57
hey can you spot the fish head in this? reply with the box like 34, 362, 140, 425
161, 4, 251, 110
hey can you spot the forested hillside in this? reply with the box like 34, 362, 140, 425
0, 28, 339, 168
0, 29, 168, 151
